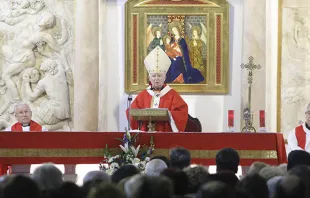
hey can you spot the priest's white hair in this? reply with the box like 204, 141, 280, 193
14, 102, 31, 114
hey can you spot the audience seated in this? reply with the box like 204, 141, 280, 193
32, 163, 63, 192
3, 145, 310, 198
170, 147, 191, 170
82, 171, 110, 196
287, 150, 310, 171
210, 172, 239, 188
216, 148, 240, 174
247, 161, 269, 175
160, 168, 189, 197
236, 173, 269, 198
2, 175, 40, 198
150, 155, 171, 168
124, 175, 174, 198
267, 176, 283, 198
274, 175, 306, 198
111, 164, 140, 184
258, 166, 285, 181
145, 159, 167, 176
183, 165, 209, 194
195, 181, 235, 198
288, 165, 310, 198
88, 183, 125, 198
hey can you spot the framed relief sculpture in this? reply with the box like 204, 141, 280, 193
125, 0, 229, 93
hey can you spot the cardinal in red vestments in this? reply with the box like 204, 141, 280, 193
126, 46, 188, 132
5, 103, 47, 132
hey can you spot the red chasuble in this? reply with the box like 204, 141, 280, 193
126, 88, 188, 132
295, 125, 306, 150
11, 120, 43, 132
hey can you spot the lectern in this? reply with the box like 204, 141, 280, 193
129, 108, 169, 131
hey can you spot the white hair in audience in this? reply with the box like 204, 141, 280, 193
32, 163, 63, 191
83, 170, 110, 184
124, 174, 144, 198
145, 159, 167, 176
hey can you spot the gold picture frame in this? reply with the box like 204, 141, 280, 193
124, 0, 230, 93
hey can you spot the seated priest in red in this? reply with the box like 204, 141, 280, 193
5, 103, 47, 132
288, 103, 310, 152
126, 46, 188, 132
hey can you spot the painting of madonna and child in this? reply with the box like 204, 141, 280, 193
146, 16, 208, 84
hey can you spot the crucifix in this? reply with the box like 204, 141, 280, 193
240, 56, 261, 132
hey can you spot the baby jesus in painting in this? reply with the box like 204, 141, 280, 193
163, 35, 182, 60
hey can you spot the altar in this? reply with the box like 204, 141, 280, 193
0, 132, 287, 175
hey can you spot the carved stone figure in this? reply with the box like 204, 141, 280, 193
1, 10, 69, 102
0, 0, 45, 25
22, 58, 70, 130
0, 0, 74, 131
294, 17, 310, 51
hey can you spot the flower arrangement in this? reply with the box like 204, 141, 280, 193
100, 129, 155, 175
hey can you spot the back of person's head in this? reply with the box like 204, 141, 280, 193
236, 173, 268, 198
3, 175, 40, 198
169, 147, 191, 169
161, 168, 189, 196
184, 165, 209, 194
88, 183, 125, 198
288, 165, 310, 198
274, 175, 306, 198
111, 164, 140, 183
195, 181, 235, 198
32, 163, 63, 191
145, 159, 167, 176
248, 161, 269, 175
216, 148, 240, 173
83, 170, 110, 185
287, 150, 310, 171
278, 163, 287, 174
151, 155, 171, 167
259, 166, 285, 181
125, 175, 173, 198
212, 171, 239, 188
267, 176, 283, 198
57, 182, 83, 198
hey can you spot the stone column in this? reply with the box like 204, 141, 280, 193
74, 0, 99, 131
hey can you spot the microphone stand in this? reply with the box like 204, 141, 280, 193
127, 87, 153, 131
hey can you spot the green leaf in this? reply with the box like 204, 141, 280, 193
115, 138, 125, 143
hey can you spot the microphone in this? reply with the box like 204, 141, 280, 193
127, 87, 154, 130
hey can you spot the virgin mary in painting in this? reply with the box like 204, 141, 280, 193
165, 21, 205, 84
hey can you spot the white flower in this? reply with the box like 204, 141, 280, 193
132, 158, 140, 165
108, 157, 114, 163
137, 161, 146, 171
130, 145, 140, 157
110, 162, 119, 169
145, 157, 150, 162
120, 142, 129, 153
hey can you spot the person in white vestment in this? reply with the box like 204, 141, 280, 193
288, 103, 310, 152
4, 103, 47, 132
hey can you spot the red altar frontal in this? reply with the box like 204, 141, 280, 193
0, 132, 287, 175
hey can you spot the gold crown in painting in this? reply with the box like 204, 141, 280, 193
144, 46, 171, 74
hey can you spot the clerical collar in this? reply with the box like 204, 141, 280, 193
306, 123, 310, 131
22, 124, 30, 127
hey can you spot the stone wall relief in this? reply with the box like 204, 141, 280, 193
281, 8, 310, 135
0, 0, 74, 131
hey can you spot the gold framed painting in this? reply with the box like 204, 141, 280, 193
124, 0, 229, 93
